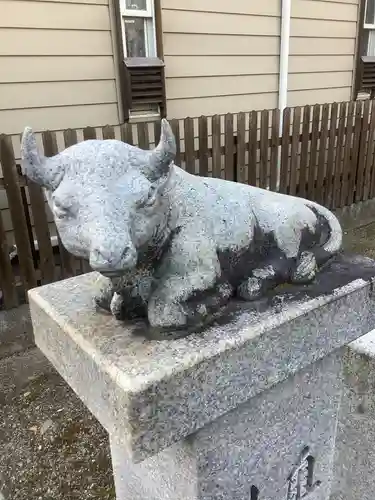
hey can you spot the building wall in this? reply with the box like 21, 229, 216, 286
161, 0, 360, 119
0, 0, 121, 138
161, 0, 281, 119
288, 0, 359, 106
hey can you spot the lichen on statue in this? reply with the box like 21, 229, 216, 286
21, 120, 343, 339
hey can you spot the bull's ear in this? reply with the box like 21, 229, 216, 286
21, 127, 63, 189
145, 119, 176, 181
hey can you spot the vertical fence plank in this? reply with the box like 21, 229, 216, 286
0, 135, 37, 294
137, 122, 149, 150
349, 101, 363, 205
184, 118, 195, 174
224, 113, 234, 181
316, 104, 330, 205
289, 106, 301, 196
248, 111, 258, 186
332, 102, 347, 209
269, 108, 280, 192
43, 130, 77, 278
299, 105, 311, 198
27, 179, 55, 285
153, 120, 162, 147
356, 99, 371, 203
307, 104, 321, 201
259, 110, 269, 189
170, 119, 181, 166
120, 123, 134, 145
198, 116, 209, 177
83, 127, 97, 141
0, 208, 18, 308
340, 101, 355, 207
280, 107, 291, 194
325, 102, 338, 207
102, 125, 115, 140
363, 101, 375, 201
63, 129, 78, 148
212, 115, 222, 179
236, 112, 246, 184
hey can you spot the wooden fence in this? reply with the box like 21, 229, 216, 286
0, 98, 375, 310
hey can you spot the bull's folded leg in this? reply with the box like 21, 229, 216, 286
290, 251, 317, 284
237, 265, 279, 301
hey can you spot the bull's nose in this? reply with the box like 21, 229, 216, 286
90, 246, 136, 272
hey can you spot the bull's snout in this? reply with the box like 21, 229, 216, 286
89, 245, 137, 274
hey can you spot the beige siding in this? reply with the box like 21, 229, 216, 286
161, 0, 281, 119
288, 0, 360, 106
0, 0, 120, 137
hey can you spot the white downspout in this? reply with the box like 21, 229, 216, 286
277, 0, 291, 189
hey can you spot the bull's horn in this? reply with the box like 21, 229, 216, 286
147, 119, 176, 180
21, 127, 62, 189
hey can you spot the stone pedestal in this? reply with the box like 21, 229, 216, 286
28, 255, 375, 500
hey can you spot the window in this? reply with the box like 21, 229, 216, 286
364, 0, 375, 56
120, 0, 157, 58
116, 0, 166, 120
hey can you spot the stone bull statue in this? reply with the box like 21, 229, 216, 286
21, 119, 342, 338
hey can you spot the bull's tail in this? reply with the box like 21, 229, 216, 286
306, 200, 343, 263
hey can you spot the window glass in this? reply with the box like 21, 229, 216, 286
125, 0, 147, 11
124, 18, 146, 57
366, 0, 375, 25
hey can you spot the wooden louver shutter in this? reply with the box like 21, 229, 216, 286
124, 57, 166, 118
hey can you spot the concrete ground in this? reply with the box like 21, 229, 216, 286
0, 222, 375, 500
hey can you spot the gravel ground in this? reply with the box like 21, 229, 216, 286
0, 221, 374, 499
0, 349, 115, 500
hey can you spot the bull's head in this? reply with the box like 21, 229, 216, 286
21, 119, 176, 276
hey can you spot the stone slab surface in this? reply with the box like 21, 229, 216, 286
110, 351, 342, 500
28, 254, 375, 461
330, 329, 375, 500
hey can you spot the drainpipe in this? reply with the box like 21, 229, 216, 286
277, 0, 291, 189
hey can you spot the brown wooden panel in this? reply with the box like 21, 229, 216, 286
224, 113, 234, 181
350, 100, 364, 205
299, 105, 310, 198
332, 102, 347, 209
236, 112, 246, 184
212, 115, 221, 179
248, 110, 258, 186
64, 128, 78, 148
198, 116, 209, 177
269, 108, 279, 192
363, 101, 375, 201
170, 119, 181, 166
27, 180, 55, 284
289, 106, 301, 196
316, 104, 329, 205
325, 102, 338, 207
120, 123, 134, 145
153, 121, 162, 146
184, 117, 195, 174
137, 122, 149, 150
102, 125, 115, 140
259, 109, 269, 189
307, 104, 321, 201
356, 99, 370, 203
0, 207, 18, 308
82, 126, 97, 141
42, 130, 76, 278
280, 107, 291, 195
340, 101, 355, 207
0, 134, 36, 293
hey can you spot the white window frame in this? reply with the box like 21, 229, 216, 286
120, 0, 157, 58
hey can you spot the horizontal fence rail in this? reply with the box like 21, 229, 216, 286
0, 99, 374, 309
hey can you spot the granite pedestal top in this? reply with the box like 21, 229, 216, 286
28, 254, 375, 462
